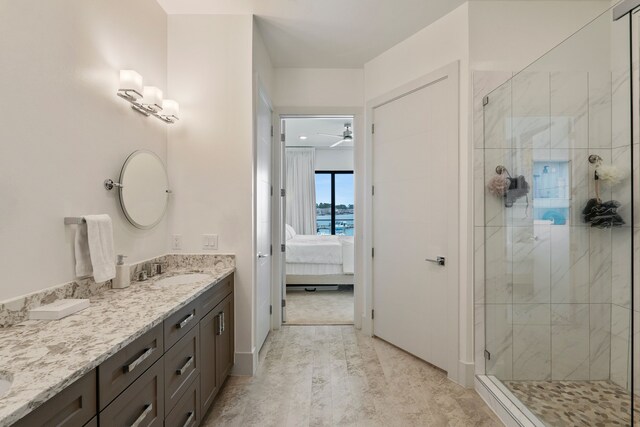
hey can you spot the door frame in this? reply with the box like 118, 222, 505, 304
272, 107, 364, 330
253, 75, 274, 356
365, 62, 461, 384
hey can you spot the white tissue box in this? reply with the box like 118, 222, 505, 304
29, 299, 90, 320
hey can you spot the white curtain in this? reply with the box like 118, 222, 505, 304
286, 148, 317, 235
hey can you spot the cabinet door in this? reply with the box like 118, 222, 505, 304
199, 307, 219, 415
215, 293, 234, 388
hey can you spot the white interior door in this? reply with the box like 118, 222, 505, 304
372, 67, 458, 373
256, 89, 272, 351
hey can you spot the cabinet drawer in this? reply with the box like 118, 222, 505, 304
200, 274, 233, 316
100, 357, 164, 427
165, 323, 199, 415
164, 299, 199, 351
98, 323, 163, 410
14, 369, 96, 427
165, 375, 200, 427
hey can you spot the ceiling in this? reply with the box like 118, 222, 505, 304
155, 0, 467, 68
284, 117, 354, 149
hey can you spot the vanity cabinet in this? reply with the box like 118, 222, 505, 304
11, 272, 234, 427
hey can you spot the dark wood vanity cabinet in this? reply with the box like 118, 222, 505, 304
11, 272, 234, 427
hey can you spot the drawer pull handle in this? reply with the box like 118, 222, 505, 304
183, 411, 195, 427
124, 347, 155, 373
221, 311, 225, 333
130, 403, 153, 427
176, 356, 194, 375
216, 312, 223, 335
177, 313, 195, 329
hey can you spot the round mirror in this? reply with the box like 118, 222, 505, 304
118, 150, 169, 229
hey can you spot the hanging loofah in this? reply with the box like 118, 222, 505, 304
487, 173, 509, 197
596, 164, 627, 185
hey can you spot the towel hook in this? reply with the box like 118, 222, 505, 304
495, 165, 511, 176
588, 154, 603, 165
104, 179, 124, 191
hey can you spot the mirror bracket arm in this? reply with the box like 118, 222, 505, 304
104, 179, 124, 191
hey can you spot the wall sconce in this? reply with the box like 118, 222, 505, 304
117, 70, 179, 124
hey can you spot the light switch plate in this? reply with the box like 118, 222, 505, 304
203, 234, 218, 250
172, 234, 183, 251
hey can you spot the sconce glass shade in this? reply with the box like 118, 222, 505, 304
118, 70, 143, 99
141, 86, 163, 112
161, 99, 179, 121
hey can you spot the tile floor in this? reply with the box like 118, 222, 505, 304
504, 380, 640, 426
202, 325, 501, 426
286, 287, 354, 325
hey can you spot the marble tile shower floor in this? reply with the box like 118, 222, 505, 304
504, 380, 640, 426
202, 326, 501, 426
286, 287, 354, 325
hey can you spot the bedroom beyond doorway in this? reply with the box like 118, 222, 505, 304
281, 116, 355, 325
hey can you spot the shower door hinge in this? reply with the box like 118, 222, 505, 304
281, 133, 285, 142
372, 185, 375, 196
484, 349, 491, 361
280, 189, 286, 197
271, 185, 273, 196
271, 125, 274, 137
371, 123, 375, 134
483, 96, 489, 106
372, 247, 375, 258
282, 299, 286, 307
371, 309, 375, 319
270, 244, 273, 256
270, 305, 272, 315
281, 244, 286, 253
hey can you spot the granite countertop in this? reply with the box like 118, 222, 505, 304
0, 265, 235, 426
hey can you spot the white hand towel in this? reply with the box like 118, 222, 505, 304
74, 214, 116, 283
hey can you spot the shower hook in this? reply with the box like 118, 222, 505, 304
588, 154, 603, 165
495, 165, 511, 176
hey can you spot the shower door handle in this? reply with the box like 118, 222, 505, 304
425, 256, 446, 266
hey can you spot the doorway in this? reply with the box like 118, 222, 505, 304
281, 116, 356, 325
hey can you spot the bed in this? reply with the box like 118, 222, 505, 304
285, 225, 354, 285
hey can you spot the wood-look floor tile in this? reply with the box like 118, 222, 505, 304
202, 326, 502, 427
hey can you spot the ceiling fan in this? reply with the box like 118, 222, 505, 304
317, 123, 353, 147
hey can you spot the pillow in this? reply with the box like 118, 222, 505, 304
285, 224, 296, 241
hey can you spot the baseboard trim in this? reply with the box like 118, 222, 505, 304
457, 360, 475, 388
232, 348, 257, 376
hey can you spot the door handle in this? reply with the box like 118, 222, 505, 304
257, 253, 269, 258
425, 256, 445, 266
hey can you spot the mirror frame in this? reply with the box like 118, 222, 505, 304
118, 150, 169, 230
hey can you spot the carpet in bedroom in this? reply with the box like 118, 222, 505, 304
285, 287, 353, 325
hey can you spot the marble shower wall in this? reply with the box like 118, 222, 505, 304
474, 69, 633, 387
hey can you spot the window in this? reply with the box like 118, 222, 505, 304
315, 171, 354, 235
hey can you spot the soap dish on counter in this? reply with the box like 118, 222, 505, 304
29, 299, 90, 320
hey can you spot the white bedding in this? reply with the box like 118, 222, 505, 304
286, 235, 354, 274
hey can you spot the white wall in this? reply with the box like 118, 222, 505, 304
0, 0, 168, 301
274, 68, 364, 108
315, 149, 354, 171
469, 1, 612, 72
363, 2, 473, 385
167, 15, 255, 374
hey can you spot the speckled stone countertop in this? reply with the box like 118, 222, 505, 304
0, 261, 235, 426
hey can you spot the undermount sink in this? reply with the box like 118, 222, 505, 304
153, 273, 213, 288
0, 372, 13, 399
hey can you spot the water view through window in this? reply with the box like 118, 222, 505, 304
315, 171, 354, 235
